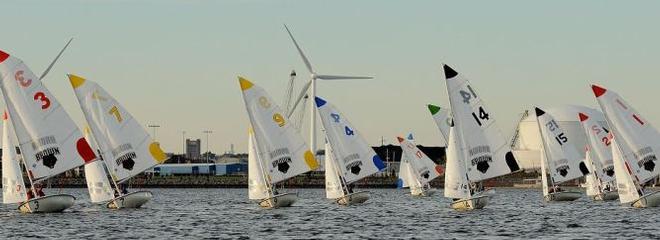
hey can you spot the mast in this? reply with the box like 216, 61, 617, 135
310, 77, 317, 155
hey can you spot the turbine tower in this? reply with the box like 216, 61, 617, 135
284, 25, 372, 154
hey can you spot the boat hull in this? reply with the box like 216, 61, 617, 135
450, 195, 489, 211
107, 191, 152, 209
336, 191, 370, 205
545, 191, 582, 202
259, 193, 297, 209
630, 191, 660, 208
592, 190, 619, 201
18, 194, 75, 213
411, 188, 436, 197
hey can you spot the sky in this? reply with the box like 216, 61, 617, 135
1, 0, 659, 154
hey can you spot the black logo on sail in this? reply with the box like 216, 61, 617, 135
469, 146, 492, 174
272, 157, 292, 174
33, 136, 60, 169
557, 165, 570, 177
347, 161, 362, 175
421, 170, 430, 179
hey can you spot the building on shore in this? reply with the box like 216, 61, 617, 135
186, 138, 201, 160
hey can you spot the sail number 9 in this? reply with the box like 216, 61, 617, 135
273, 113, 286, 127
109, 106, 123, 123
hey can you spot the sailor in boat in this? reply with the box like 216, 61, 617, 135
25, 183, 46, 200
347, 184, 355, 194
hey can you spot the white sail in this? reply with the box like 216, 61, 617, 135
427, 104, 451, 146
611, 138, 642, 204
535, 107, 589, 184
2, 111, 27, 203
69, 74, 168, 183
239, 77, 318, 184
324, 142, 345, 199
444, 127, 470, 199
540, 148, 550, 197
397, 136, 443, 185
315, 96, 386, 184
443, 65, 520, 182
579, 112, 615, 183
248, 129, 269, 200
0, 51, 96, 181
397, 158, 414, 189
584, 151, 601, 197
82, 126, 114, 203
592, 85, 660, 184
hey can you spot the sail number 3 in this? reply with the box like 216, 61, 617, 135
15, 70, 52, 110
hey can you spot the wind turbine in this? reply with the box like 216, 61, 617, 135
284, 24, 372, 154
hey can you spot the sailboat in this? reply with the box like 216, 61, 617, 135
591, 85, 660, 207
441, 64, 520, 210
578, 112, 618, 201
82, 126, 115, 204
315, 96, 386, 205
397, 134, 444, 197
2, 112, 27, 205
239, 77, 319, 208
68, 74, 167, 209
0, 50, 97, 213
535, 107, 589, 201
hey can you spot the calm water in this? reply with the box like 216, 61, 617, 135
0, 188, 659, 239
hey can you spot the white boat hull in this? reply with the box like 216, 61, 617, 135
18, 194, 75, 213
592, 190, 619, 201
411, 188, 436, 197
630, 191, 660, 208
545, 191, 582, 202
259, 193, 297, 209
450, 195, 489, 211
336, 191, 370, 205
107, 191, 152, 209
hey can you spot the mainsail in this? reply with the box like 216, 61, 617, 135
397, 157, 415, 189
83, 126, 114, 203
535, 107, 589, 184
69, 74, 168, 183
248, 129, 270, 200
324, 142, 345, 199
611, 138, 642, 204
443, 64, 520, 182
0, 51, 95, 181
592, 85, 660, 184
427, 104, 451, 146
239, 77, 318, 184
2, 111, 27, 203
315, 96, 386, 184
444, 127, 470, 199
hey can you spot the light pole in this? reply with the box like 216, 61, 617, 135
203, 130, 213, 164
148, 124, 160, 141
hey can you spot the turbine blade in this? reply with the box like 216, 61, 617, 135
284, 24, 314, 74
316, 75, 373, 80
40, 37, 74, 80
287, 79, 313, 118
